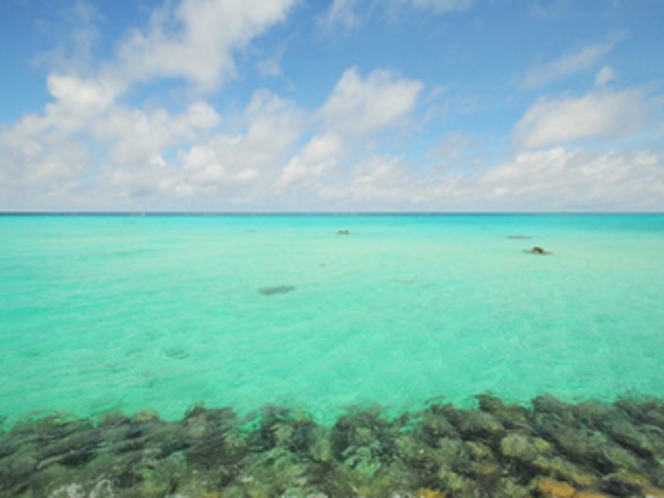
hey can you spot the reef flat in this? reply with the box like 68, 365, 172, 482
3, 395, 664, 497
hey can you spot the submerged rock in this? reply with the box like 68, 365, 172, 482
500, 433, 552, 463
444, 406, 505, 441
258, 285, 296, 296
536, 477, 576, 498
4, 395, 664, 497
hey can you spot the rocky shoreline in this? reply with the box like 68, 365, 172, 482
2, 395, 664, 497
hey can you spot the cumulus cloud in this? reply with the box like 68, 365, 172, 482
0, 111, 94, 210
314, 147, 664, 212
319, 67, 423, 136
277, 67, 424, 196
473, 148, 664, 211
174, 90, 304, 200
520, 40, 619, 89
279, 133, 343, 189
93, 102, 220, 165
44, 74, 123, 132
114, 0, 296, 91
513, 88, 651, 150
0, 0, 298, 209
2, 1, 661, 213
0, 71, 119, 205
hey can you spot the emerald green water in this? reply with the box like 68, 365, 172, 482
1, 214, 663, 425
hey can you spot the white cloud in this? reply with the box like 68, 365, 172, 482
317, 155, 405, 203
0, 0, 299, 209
175, 90, 304, 198
521, 40, 619, 89
0, 119, 90, 207
324, 0, 364, 28
279, 133, 343, 189
400, 0, 472, 14
595, 65, 617, 87
513, 88, 651, 150
114, 0, 296, 91
44, 74, 122, 132
319, 67, 423, 136
323, 0, 470, 27
314, 146, 664, 211
0, 71, 119, 205
2, 0, 661, 213
277, 67, 423, 197
93, 102, 220, 165
473, 147, 664, 211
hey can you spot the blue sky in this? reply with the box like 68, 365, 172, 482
1, 0, 663, 211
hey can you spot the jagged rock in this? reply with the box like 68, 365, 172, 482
307, 425, 332, 463
575, 402, 655, 458
641, 486, 664, 498
500, 433, 552, 463
532, 455, 597, 488
533, 395, 576, 424
492, 477, 531, 498
437, 468, 477, 495
597, 473, 643, 496
465, 440, 494, 460
477, 394, 533, 429
616, 400, 664, 430
414, 488, 445, 498
4, 397, 664, 496
535, 477, 576, 497
421, 412, 458, 439
445, 407, 505, 440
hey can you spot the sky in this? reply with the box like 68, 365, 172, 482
0, 0, 663, 212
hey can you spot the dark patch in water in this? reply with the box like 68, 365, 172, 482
164, 347, 189, 360
507, 235, 532, 239
258, 285, 296, 296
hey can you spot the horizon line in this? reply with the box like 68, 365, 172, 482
1, 211, 663, 216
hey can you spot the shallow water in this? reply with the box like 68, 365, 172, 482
1, 214, 663, 425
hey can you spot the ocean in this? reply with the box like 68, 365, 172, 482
2, 213, 663, 426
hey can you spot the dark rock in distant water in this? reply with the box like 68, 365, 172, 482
507, 235, 532, 239
528, 246, 550, 255
337, 229, 350, 235
258, 285, 296, 296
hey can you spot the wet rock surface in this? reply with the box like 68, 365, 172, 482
2, 395, 664, 497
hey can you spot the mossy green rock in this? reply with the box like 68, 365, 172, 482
500, 433, 551, 462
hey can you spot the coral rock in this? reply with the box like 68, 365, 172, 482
643, 488, 664, 498
500, 433, 551, 462
536, 478, 576, 498
416, 488, 446, 498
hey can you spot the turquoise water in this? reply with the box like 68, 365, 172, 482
1, 214, 663, 425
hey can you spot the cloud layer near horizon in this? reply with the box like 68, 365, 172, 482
0, 0, 662, 211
